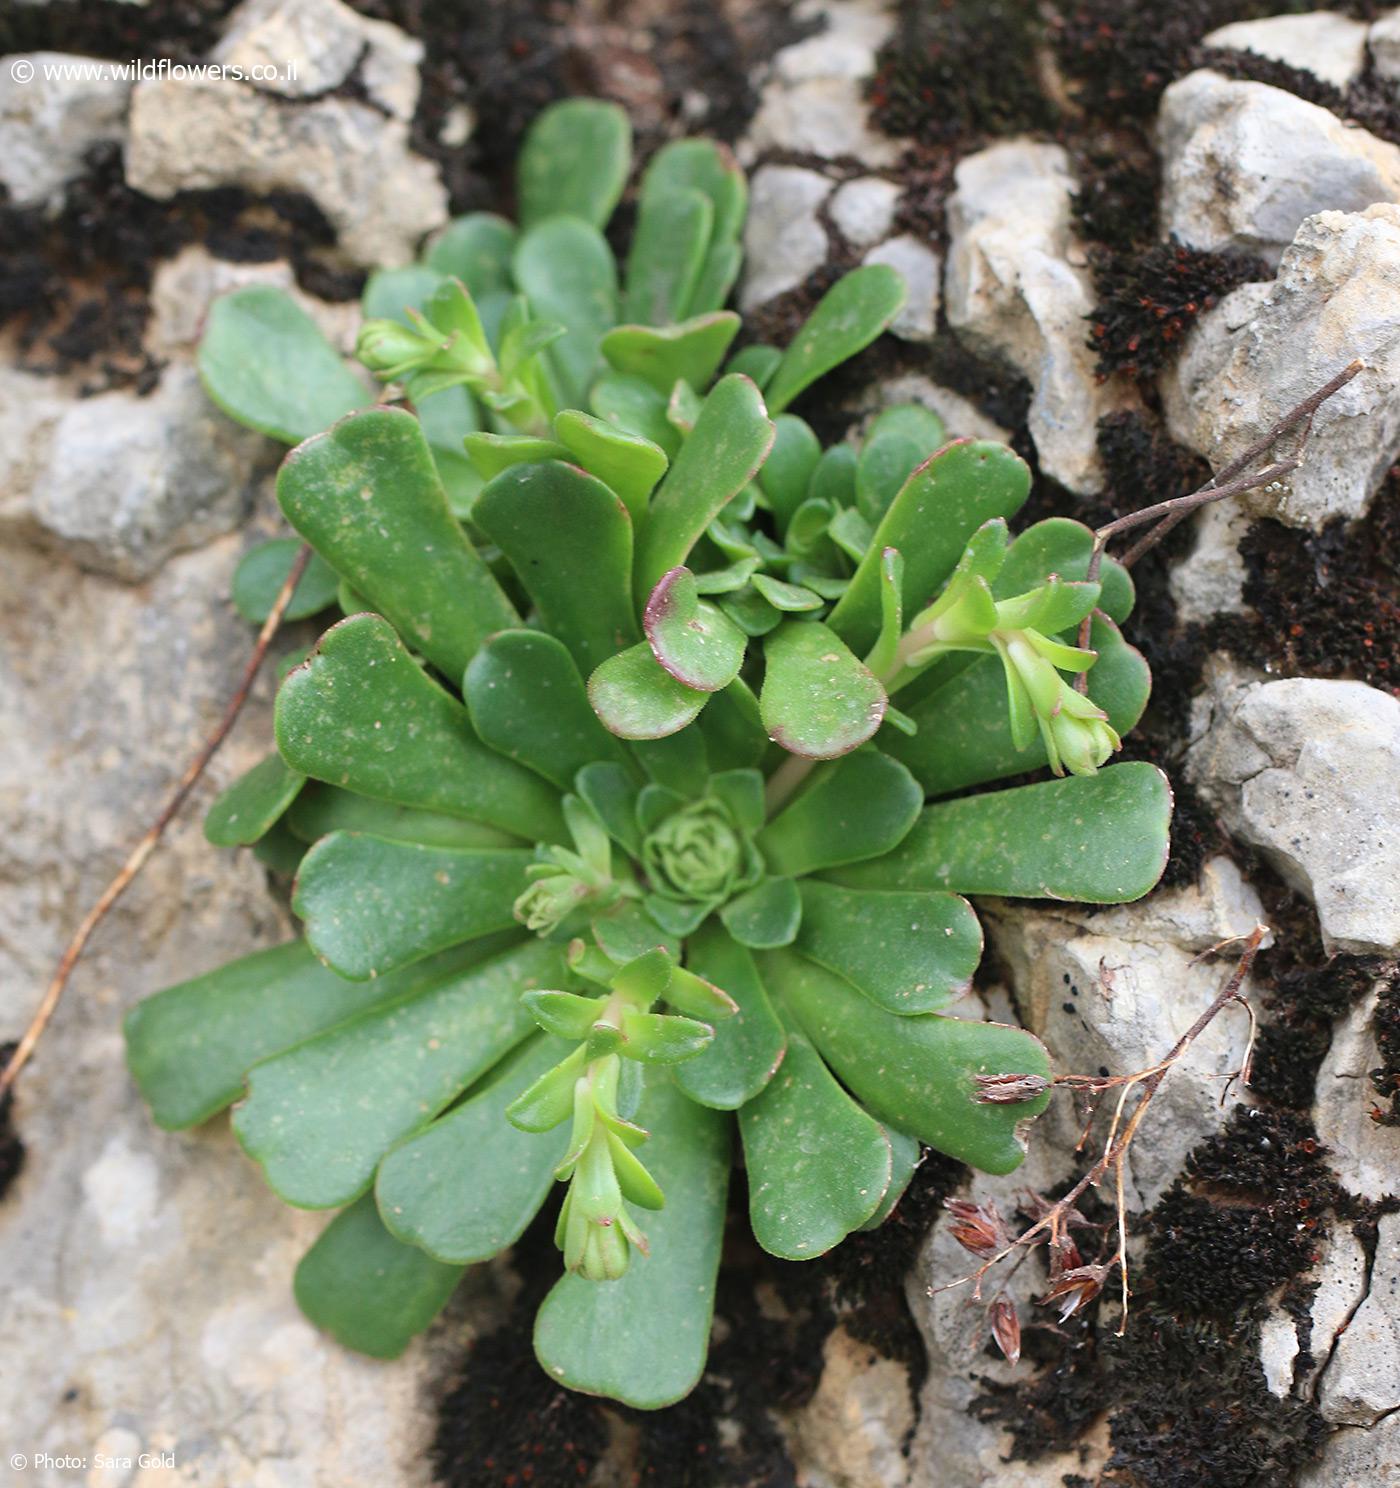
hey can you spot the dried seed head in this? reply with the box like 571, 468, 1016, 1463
990, 1298, 1022, 1364
973, 1071, 1051, 1104
1039, 1262, 1111, 1322
944, 1197, 1010, 1258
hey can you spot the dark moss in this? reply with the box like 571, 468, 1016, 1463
1147, 1107, 1335, 1317
1236, 487, 1400, 695
0, 1043, 23, 1202
1052, 0, 1320, 120
1088, 240, 1269, 383
1070, 137, 1162, 257
866, 0, 1055, 147
1368, 962, 1400, 1126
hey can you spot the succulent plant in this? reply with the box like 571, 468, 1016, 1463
125, 99, 1171, 1407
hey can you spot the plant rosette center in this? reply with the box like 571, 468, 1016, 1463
641, 794, 763, 912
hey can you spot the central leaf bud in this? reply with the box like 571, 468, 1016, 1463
642, 799, 748, 903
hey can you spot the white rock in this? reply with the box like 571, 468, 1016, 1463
1162, 205, 1400, 530
945, 140, 1127, 494
144, 244, 365, 361
1371, 10, 1400, 84
1188, 669, 1400, 955
1259, 1312, 1299, 1398
0, 532, 481, 1486
741, 0, 898, 167
1204, 12, 1369, 91
1319, 1213, 1400, 1425
1315, 987, 1400, 1201
851, 373, 1013, 445
1169, 499, 1255, 623
125, 78, 447, 266
213, 0, 424, 119
982, 856, 1267, 1209
865, 235, 940, 341
1158, 71, 1400, 266
1298, 1411, 1400, 1487
1302, 1223, 1371, 1394
0, 360, 275, 582
790, 1326, 914, 1488
741, 164, 832, 310
830, 176, 900, 246
0, 52, 130, 210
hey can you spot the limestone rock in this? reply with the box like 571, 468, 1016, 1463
1371, 10, 1400, 84
1157, 71, 1400, 266
945, 140, 1124, 494
0, 532, 478, 1486
740, 164, 831, 310
741, 0, 898, 166
789, 1327, 914, 1488
1319, 1213, 1400, 1425
851, 373, 1013, 445
212, 0, 424, 119
0, 361, 276, 582
829, 176, 900, 247
1298, 1412, 1400, 1487
1314, 987, 1400, 1201
982, 856, 1266, 1209
0, 52, 131, 210
1203, 12, 1369, 91
864, 235, 940, 342
1188, 667, 1400, 955
125, 78, 447, 266
144, 244, 365, 362
1162, 206, 1400, 530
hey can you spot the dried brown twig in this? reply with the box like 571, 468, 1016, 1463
934, 926, 1267, 1340
0, 545, 312, 1101
1073, 359, 1364, 685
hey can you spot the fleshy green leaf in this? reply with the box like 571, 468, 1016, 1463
377, 1035, 571, 1263
761, 949, 1050, 1174
294, 1194, 464, 1359
534, 1073, 730, 1409
591, 371, 682, 457
286, 787, 523, 850
592, 900, 681, 966
808, 442, 858, 508
673, 925, 786, 1109
204, 753, 306, 847
833, 761, 1173, 903
275, 614, 564, 843
466, 630, 626, 790
463, 432, 569, 480
750, 574, 822, 612
589, 643, 708, 740
759, 414, 822, 532
250, 821, 307, 875
860, 1126, 922, 1230
624, 186, 713, 326
740, 1024, 890, 1258
277, 408, 517, 680
517, 98, 631, 232
726, 343, 782, 387
719, 877, 802, 949
552, 409, 668, 524
513, 218, 618, 408
757, 749, 922, 877
234, 938, 555, 1207
856, 430, 926, 525
232, 538, 340, 624
868, 402, 946, 449
633, 375, 775, 604
763, 266, 906, 415
124, 937, 506, 1130
886, 615, 1150, 795
575, 762, 643, 857
760, 621, 886, 760
600, 314, 740, 395
641, 139, 747, 314
643, 566, 746, 693
698, 677, 769, 771
425, 212, 518, 298
796, 882, 981, 1014
293, 833, 531, 980
827, 440, 1032, 655
994, 516, 1134, 623
199, 286, 368, 443
474, 461, 639, 674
